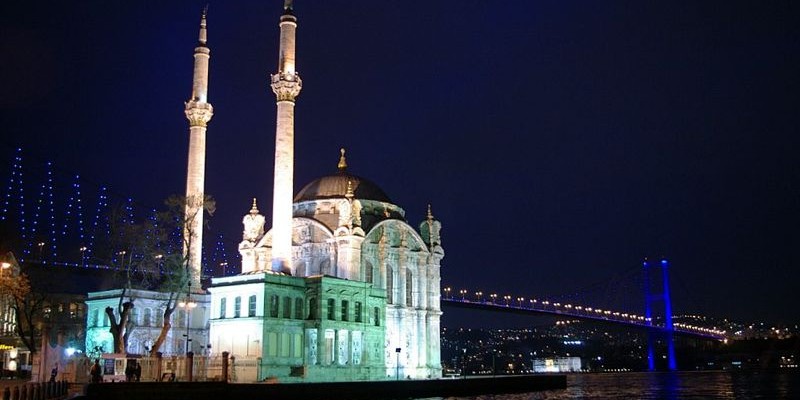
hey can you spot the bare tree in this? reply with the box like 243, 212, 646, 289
0, 253, 47, 355
148, 195, 214, 355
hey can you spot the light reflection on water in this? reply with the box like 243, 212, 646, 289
416, 371, 800, 400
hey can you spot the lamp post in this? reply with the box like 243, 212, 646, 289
178, 290, 197, 355
37, 242, 45, 261
117, 250, 127, 270
395, 348, 401, 380
462, 348, 467, 379
79, 246, 87, 268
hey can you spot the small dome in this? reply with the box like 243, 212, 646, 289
294, 173, 392, 203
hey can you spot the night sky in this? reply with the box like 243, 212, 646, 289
1, 1, 798, 325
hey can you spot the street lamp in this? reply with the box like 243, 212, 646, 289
117, 250, 127, 270
37, 242, 45, 260
395, 348, 401, 380
178, 292, 197, 355
79, 246, 87, 268
219, 262, 228, 276
462, 348, 467, 379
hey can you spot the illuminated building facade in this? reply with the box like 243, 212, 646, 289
207, 2, 444, 381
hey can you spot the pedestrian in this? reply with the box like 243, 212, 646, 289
134, 362, 142, 382
90, 359, 102, 383
49, 363, 58, 382
125, 362, 134, 382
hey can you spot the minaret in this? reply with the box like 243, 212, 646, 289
269, 0, 302, 273
184, 8, 213, 289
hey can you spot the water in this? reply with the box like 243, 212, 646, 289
420, 371, 800, 399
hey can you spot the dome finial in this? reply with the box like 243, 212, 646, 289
427, 204, 434, 220
250, 197, 259, 214
345, 179, 354, 199
338, 148, 348, 172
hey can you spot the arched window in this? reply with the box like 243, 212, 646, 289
220, 298, 227, 319
130, 307, 139, 326
308, 297, 317, 319
364, 261, 373, 285
143, 308, 152, 327
295, 298, 303, 319
248, 295, 257, 317
386, 265, 394, 304
283, 296, 292, 318
406, 270, 413, 307
327, 298, 336, 320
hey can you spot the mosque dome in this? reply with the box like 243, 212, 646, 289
293, 149, 392, 203
294, 173, 392, 203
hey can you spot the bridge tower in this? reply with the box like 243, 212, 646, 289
643, 258, 677, 371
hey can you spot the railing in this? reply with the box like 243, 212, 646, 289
131, 353, 262, 383
2, 380, 68, 400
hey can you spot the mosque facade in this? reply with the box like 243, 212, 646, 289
206, 3, 444, 382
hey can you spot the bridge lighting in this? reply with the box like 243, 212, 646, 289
475, 291, 483, 301
541, 301, 549, 305
444, 287, 452, 298
490, 293, 497, 303
565, 304, 572, 309
575, 306, 583, 310
503, 295, 511, 305
459, 289, 467, 300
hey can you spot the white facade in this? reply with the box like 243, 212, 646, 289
85, 289, 210, 357
225, 165, 445, 379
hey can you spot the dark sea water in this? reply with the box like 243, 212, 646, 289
420, 371, 800, 399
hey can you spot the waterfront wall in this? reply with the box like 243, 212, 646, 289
81, 375, 566, 400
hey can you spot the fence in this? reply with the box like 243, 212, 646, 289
130, 352, 261, 383
1, 381, 68, 400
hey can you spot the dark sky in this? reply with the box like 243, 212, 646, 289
1, 1, 798, 325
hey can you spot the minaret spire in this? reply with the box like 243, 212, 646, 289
184, 8, 214, 288
270, 1, 302, 273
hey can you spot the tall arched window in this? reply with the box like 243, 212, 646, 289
406, 270, 413, 307
143, 308, 152, 327
386, 265, 394, 304
364, 261, 373, 285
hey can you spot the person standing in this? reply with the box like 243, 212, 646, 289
90, 360, 102, 383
